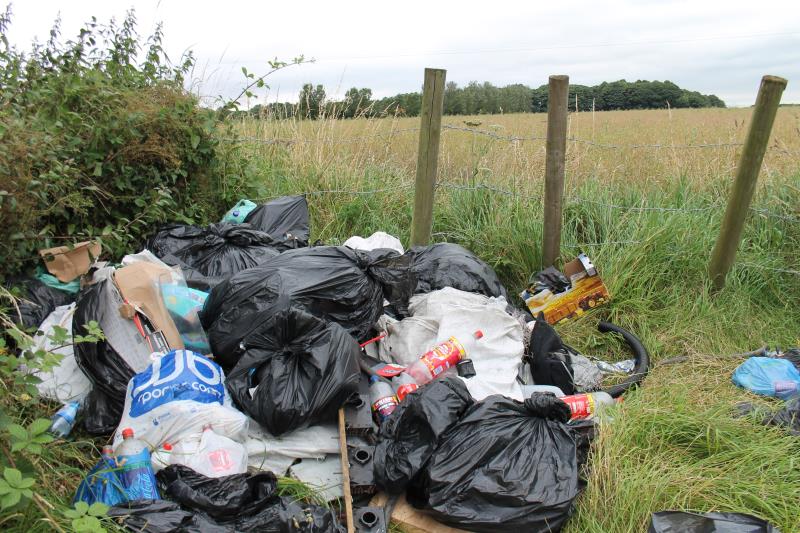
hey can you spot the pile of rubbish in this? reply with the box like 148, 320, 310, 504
7, 195, 663, 532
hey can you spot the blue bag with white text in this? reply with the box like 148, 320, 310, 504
112, 350, 248, 450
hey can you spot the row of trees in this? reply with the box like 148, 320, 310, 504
246, 79, 725, 119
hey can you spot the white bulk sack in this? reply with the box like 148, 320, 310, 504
31, 304, 92, 403
246, 422, 339, 475
113, 349, 248, 449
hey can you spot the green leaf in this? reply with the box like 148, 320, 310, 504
32, 433, 54, 444
26, 443, 42, 455
10, 442, 25, 453
88, 501, 109, 517
191, 134, 200, 149
93, 162, 103, 176
29, 418, 52, 436
7, 424, 27, 441
0, 480, 10, 494
1, 491, 20, 509
16, 477, 34, 489
74, 501, 90, 514
63, 509, 82, 519
4, 468, 22, 487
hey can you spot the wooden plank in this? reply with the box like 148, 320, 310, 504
338, 408, 355, 533
708, 75, 787, 289
371, 493, 470, 533
542, 74, 570, 268
410, 67, 447, 247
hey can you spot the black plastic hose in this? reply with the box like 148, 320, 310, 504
597, 321, 650, 398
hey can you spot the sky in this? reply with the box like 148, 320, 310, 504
4, 0, 799, 107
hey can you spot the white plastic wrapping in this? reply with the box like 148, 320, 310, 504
245, 422, 339, 475
343, 232, 404, 255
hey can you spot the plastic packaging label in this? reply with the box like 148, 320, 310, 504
118, 449, 160, 501
372, 396, 398, 421
129, 350, 224, 417
561, 394, 596, 419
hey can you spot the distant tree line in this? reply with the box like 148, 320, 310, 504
243, 79, 725, 119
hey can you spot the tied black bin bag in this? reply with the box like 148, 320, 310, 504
648, 511, 780, 533
109, 465, 343, 532
243, 195, 310, 249
374, 378, 474, 494
409, 393, 579, 533
202, 246, 413, 368
408, 243, 509, 299
226, 306, 360, 435
146, 223, 281, 291
5, 277, 74, 330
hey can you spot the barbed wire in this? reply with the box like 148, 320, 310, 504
736, 262, 800, 276
749, 208, 800, 222
223, 127, 420, 146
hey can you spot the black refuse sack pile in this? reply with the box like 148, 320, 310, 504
11, 194, 655, 532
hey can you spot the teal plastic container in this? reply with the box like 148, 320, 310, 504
221, 199, 257, 224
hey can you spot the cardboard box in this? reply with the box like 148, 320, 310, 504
113, 262, 184, 350
39, 241, 102, 283
522, 254, 610, 325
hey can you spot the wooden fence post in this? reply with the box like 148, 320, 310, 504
708, 75, 787, 290
542, 74, 570, 267
410, 68, 446, 247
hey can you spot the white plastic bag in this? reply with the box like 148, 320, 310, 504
373, 315, 439, 366
343, 232, 404, 255
403, 288, 525, 401
246, 422, 339, 475
113, 349, 248, 450
31, 304, 92, 403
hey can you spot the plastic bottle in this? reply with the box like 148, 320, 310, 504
370, 375, 398, 422
101, 445, 116, 467
404, 337, 467, 386
116, 428, 160, 501
560, 392, 615, 420
151, 442, 174, 472
184, 425, 248, 478
393, 373, 419, 402
49, 401, 80, 438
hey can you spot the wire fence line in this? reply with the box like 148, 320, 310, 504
222, 124, 798, 157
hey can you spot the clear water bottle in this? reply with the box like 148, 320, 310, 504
369, 375, 398, 423
115, 428, 160, 501
392, 373, 419, 402
49, 401, 80, 438
404, 337, 467, 386
151, 442, 174, 472
560, 392, 615, 420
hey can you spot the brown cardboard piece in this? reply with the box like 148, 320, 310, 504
39, 241, 102, 283
370, 493, 469, 533
113, 262, 184, 350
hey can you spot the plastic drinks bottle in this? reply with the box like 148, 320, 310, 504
151, 442, 173, 472
393, 373, 420, 402
116, 428, 160, 501
560, 392, 615, 420
370, 375, 398, 423
404, 337, 467, 386
49, 401, 80, 438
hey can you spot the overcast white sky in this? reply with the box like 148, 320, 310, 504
5, 0, 799, 107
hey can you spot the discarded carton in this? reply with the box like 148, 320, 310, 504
39, 241, 102, 283
521, 254, 610, 325
113, 262, 184, 350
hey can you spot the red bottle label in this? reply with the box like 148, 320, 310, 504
421, 337, 466, 377
396, 383, 419, 402
561, 394, 596, 420
372, 395, 398, 421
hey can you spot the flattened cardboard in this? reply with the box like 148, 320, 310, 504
39, 241, 101, 283
113, 262, 184, 350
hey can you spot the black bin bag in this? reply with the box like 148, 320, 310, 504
226, 306, 360, 435
648, 511, 780, 533
110, 465, 343, 532
146, 223, 281, 291
5, 277, 74, 330
73, 275, 154, 435
201, 246, 413, 368
374, 378, 474, 494
243, 195, 310, 249
409, 393, 579, 533
408, 243, 508, 299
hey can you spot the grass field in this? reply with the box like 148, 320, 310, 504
227, 107, 800, 532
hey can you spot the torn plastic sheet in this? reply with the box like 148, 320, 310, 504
245, 422, 339, 475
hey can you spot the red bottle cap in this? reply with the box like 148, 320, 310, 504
162, 442, 173, 451
473, 330, 484, 339
121, 428, 134, 439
